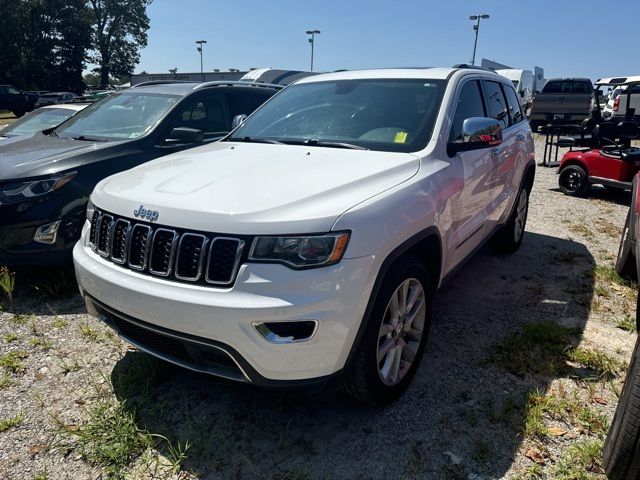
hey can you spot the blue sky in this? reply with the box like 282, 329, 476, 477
137, 0, 639, 80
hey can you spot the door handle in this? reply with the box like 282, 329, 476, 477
516, 134, 526, 142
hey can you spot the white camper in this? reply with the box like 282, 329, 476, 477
496, 69, 535, 109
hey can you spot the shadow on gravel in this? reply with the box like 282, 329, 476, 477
4, 267, 85, 316
112, 232, 594, 479
549, 184, 631, 206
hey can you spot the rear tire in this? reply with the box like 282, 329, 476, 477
559, 164, 590, 196
603, 325, 640, 480
490, 185, 529, 254
342, 256, 432, 405
616, 209, 637, 282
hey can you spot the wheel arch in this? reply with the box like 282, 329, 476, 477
342, 226, 442, 371
559, 158, 589, 176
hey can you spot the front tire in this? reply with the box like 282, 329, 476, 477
603, 322, 640, 480
490, 186, 529, 254
616, 209, 637, 282
342, 256, 432, 405
559, 164, 590, 196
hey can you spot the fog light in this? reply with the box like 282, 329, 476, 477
33, 220, 61, 244
252, 321, 318, 344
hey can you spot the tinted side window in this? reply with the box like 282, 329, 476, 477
483, 80, 509, 129
503, 84, 524, 125
227, 90, 273, 119
449, 80, 486, 142
170, 92, 229, 138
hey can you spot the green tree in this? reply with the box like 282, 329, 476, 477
0, 0, 90, 92
87, 0, 152, 88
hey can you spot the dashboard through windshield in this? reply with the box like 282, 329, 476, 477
230, 79, 446, 152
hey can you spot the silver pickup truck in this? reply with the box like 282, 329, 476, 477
529, 78, 593, 132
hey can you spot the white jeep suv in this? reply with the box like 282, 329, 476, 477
74, 68, 535, 404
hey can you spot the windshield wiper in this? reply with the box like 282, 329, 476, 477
229, 136, 283, 145
72, 135, 107, 142
285, 138, 368, 150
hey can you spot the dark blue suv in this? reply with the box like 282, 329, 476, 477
0, 81, 281, 266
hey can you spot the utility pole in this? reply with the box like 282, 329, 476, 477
306, 29, 321, 71
469, 14, 489, 66
195, 40, 207, 82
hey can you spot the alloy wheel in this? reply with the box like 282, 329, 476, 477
377, 278, 426, 386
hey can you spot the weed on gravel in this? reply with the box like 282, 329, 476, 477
551, 439, 605, 478
55, 392, 189, 479
0, 266, 15, 310
0, 349, 28, 374
0, 412, 24, 432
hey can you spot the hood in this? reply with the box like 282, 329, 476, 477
0, 133, 124, 179
94, 142, 420, 234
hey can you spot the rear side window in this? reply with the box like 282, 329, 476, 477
502, 84, 524, 125
449, 80, 486, 142
227, 90, 274, 119
483, 80, 509, 129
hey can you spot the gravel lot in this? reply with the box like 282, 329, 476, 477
0, 135, 637, 479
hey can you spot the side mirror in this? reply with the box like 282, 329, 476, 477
231, 114, 247, 130
166, 127, 203, 144
448, 117, 502, 155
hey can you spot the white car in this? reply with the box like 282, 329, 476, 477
0, 103, 87, 140
74, 67, 535, 404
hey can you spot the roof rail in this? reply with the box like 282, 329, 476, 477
452, 64, 495, 72
193, 80, 284, 91
132, 80, 194, 88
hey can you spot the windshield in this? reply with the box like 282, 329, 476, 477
55, 91, 179, 140
0, 107, 78, 137
230, 79, 446, 152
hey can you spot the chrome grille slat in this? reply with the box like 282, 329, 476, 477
175, 234, 207, 281
110, 219, 131, 264
89, 211, 101, 249
96, 214, 114, 257
206, 237, 244, 285
90, 209, 245, 287
149, 228, 179, 276
127, 224, 152, 271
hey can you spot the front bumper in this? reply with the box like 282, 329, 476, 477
0, 197, 85, 266
73, 225, 377, 383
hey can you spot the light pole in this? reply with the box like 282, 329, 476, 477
469, 14, 489, 66
306, 29, 320, 71
195, 40, 207, 82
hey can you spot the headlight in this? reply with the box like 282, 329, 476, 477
0, 171, 76, 205
248, 232, 350, 268
86, 198, 95, 222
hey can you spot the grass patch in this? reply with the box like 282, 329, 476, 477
78, 321, 102, 342
28, 336, 53, 351
569, 224, 595, 240
0, 373, 12, 389
112, 353, 161, 399
595, 264, 631, 287
10, 313, 33, 325
57, 397, 188, 479
523, 389, 608, 439
0, 412, 23, 432
0, 266, 16, 310
567, 347, 626, 380
551, 439, 604, 478
491, 321, 579, 375
616, 315, 636, 333
0, 350, 28, 374
4, 332, 19, 343
53, 316, 69, 329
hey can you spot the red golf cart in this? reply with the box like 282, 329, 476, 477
556, 77, 640, 197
